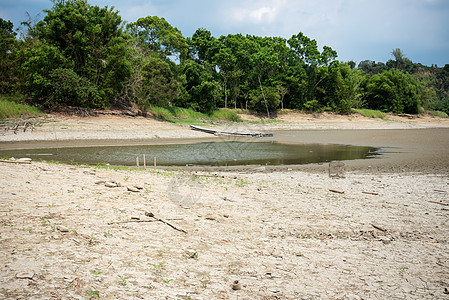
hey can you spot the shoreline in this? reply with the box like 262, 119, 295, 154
1, 113, 449, 174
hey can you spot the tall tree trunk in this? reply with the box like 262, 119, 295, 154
258, 75, 270, 118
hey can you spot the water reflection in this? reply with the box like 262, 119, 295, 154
0, 141, 380, 166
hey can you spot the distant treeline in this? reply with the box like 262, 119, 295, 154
1, 0, 448, 115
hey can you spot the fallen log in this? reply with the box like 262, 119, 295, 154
329, 189, 344, 194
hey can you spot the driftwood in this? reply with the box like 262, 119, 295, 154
145, 211, 187, 234
329, 189, 345, 194
362, 191, 379, 195
371, 224, 387, 232
429, 200, 449, 206
107, 219, 156, 225
0, 159, 31, 164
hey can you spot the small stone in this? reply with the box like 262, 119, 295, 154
16, 272, 34, 279
231, 280, 242, 290
105, 181, 118, 188
127, 186, 140, 192
185, 249, 198, 259
379, 236, 391, 244
56, 225, 69, 233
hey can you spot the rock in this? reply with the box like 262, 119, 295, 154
127, 186, 140, 192
185, 249, 198, 259
378, 236, 391, 244
231, 280, 242, 290
16, 272, 34, 279
56, 225, 69, 233
105, 181, 119, 188
134, 185, 144, 190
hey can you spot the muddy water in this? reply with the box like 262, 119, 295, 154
0, 141, 379, 166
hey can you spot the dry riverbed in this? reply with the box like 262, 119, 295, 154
0, 112, 449, 299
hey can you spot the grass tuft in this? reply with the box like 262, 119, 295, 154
148, 106, 241, 123
0, 95, 42, 119
426, 110, 448, 118
353, 108, 385, 119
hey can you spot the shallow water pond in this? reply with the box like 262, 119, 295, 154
0, 141, 380, 166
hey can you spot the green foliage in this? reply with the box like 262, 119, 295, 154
127, 16, 188, 60
210, 109, 242, 121
148, 105, 241, 123
21, 0, 130, 108
364, 69, 422, 114
122, 47, 180, 109
248, 86, 281, 112
0, 18, 18, 94
48, 68, 102, 107
3, 2, 447, 116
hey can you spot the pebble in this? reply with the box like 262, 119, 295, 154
185, 249, 198, 259
378, 236, 392, 244
127, 186, 140, 192
105, 181, 119, 188
56, 225, 69, 233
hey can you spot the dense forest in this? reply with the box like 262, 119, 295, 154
1, 0, 448, 116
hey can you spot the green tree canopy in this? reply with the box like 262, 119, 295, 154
127, 16, 188, 60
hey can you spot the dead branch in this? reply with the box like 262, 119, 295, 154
329, 189, 344, 194
145, 211, 187, 234
371, 224, 387, 232
429, 200, 449, 206
107, 219, 156, 225
362, 191, 379, 195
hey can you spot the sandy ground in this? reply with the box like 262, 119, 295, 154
1, 112, 449, 299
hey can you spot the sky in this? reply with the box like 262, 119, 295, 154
1, 0, 448, 67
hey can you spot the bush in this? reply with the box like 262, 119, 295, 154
49, 68, 103, 108
364, 69, 422, 114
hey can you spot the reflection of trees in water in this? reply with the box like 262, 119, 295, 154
0, 143, 379, 166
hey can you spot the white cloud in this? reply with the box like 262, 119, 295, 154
227, 0, 286, 24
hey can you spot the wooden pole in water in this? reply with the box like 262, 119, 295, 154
136, 156, 139, 167
143, 154, 146, 169
154, 156, 157, 168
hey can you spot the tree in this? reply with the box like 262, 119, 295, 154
127, 16, 188, 61
364, 69, 422, 113
177, 59, 220, 112
22, 0, 130, 108
0, 18, 17, 94
121, 43, 180, 109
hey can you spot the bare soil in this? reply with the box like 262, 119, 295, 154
0, 112, 448, 299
